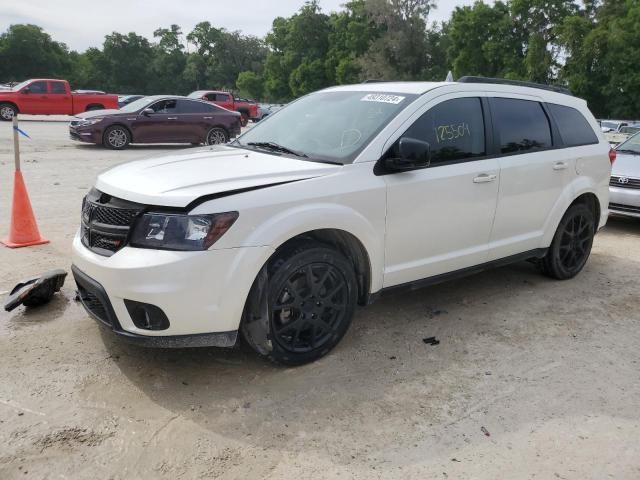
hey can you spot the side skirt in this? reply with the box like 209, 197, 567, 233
368, 248, 548, 303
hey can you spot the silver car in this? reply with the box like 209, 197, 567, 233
610, 133, 640, 218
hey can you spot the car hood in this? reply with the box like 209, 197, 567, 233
75, 109, 123, 119
612, 152, 640, 178
95, 145, 341, 208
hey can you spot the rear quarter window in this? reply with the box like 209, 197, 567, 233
491, 98, 552, 154
547, 103, 598, 146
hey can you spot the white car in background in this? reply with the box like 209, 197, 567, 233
72, 78, 612, 365
610, 132, 640, 218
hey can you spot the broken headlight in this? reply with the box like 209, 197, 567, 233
130, 212, 238, 251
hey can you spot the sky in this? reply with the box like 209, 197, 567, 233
0, 0, 480, 52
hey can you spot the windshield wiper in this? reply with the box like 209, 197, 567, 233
246, 141, 308, 158
616, 149, 640, 155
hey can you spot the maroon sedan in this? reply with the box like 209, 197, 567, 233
69, 95, 242, 149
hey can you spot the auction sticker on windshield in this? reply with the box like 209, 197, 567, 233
361, 93, 405, 104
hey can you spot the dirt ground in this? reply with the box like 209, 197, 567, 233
1, 118, 639, 480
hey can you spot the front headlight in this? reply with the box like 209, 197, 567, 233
78, 118, 103, 127
129, 212, 239, 251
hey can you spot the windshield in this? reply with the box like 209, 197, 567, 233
11, 80, 32, 91
616, 132, 640, 154
119, 96, 157, 113
235, 90, 417, 164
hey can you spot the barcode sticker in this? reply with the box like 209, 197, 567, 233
361, 94, 405, 105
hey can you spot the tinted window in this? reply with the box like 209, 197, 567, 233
492, 98, 552, 154
401, 97, 486, 164
204, 93, 216, 101
216, 93, 230, 102
150, 99, 178, 113
28, 81, 47, 94
50, 82, 66, 94
547, 104, 598, 146
178, 100, 215, 114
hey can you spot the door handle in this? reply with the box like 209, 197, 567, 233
167, 117, 178, 120
203, 117, 212, 119
553, 161, 568, 171
473, 174, 497, 184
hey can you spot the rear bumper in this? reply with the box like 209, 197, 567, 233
72, 265, 238, 348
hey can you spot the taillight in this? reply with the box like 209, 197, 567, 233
609, 148, 617, 165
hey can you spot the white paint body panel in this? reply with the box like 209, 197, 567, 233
73, 81, 611, 338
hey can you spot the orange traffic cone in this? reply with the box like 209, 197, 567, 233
1, 170, 49, 248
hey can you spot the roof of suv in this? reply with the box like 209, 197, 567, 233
324, 80, 584, 107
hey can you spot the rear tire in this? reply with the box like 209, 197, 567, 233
240, 113, 249, 127
103, 125, 130, 150
0, 103, 17, 121
85, 105, 104, 112
242, 243, 358, 366
206, 127, 229, 145
541, 203, 595, 280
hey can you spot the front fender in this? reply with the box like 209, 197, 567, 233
239, 203, 385, 292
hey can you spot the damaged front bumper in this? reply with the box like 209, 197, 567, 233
72, 265, 238, 348
71, 230, 274, 347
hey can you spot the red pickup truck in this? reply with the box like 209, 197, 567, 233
188, 90, 258, 127
0, 79, 119, 121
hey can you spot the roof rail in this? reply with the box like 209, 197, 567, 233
457, 76, 572, 96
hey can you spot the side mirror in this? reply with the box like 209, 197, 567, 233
384, 137, 431, 171
22, 87, 30, 94
142, 108, 154, 116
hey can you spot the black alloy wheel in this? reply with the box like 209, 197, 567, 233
541, 203, 595, 280
243, 243, 358, 366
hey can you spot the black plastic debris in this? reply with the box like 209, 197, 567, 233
423, 336, 440, 346
481, 426, 491, 437
4, 269, 67, 312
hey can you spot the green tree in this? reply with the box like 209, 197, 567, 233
263, 1, 331, 100
0, 24, 72, 81
358, 0, 436, 80
236, 71, 263, 99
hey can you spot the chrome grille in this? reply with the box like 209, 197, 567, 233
610, 176, 640, 189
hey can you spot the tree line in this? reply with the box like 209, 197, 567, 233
0, 0, 638, 118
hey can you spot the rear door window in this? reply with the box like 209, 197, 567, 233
50, 81, 66, 94
216, 93, 231, 102
400, 97, 486, 165
491, 98, 552, 154
178, 100, 215, 114
547, 104, 599, 146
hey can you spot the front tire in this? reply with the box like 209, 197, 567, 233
541, 203, 595, 280
103, 126, 130, 150
0, 103, 17, 121
242, 243, 358, 366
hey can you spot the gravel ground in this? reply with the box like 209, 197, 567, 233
1, 118, 639, 480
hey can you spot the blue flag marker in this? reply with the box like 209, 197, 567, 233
13, 125, 31, 139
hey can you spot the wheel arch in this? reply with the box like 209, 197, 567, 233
271, 228, 372, 305
0, 101, 19, 113
206, 124, 230, 140
542, 179, 605, 246
85, 103, 105, 111
103, 123, 133, 143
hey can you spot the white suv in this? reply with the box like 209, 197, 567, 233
72, 79, 612, 365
